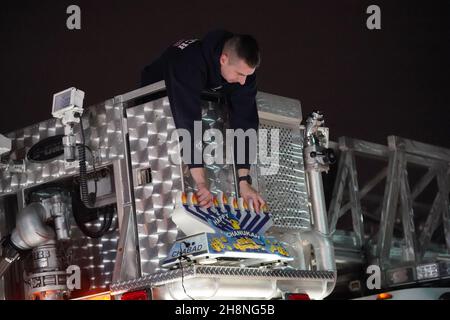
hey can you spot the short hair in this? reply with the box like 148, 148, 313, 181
223, 34, 261, 68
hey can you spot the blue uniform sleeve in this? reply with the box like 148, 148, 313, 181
163, 46, 206, 168
227, 74, 260, 170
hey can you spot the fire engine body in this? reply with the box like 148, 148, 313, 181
0, 81, 336, 300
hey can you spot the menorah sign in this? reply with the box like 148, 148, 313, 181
172, 192, 274, 235
162, 192, 293, 268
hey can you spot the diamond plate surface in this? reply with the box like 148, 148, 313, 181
110, 265, 335, 294
258, 123, 311, 229
256, 92, 302, 120
0, 100, 124, 194
68, 211, 119, 291
127, 97, 239, 276
126, 98, 183, 276
0, 99, 123, 293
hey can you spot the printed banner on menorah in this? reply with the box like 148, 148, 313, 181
171, 191, 274, 237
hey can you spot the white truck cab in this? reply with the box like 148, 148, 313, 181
354, 287, 450, 300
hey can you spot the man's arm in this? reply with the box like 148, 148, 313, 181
228, 75, 266, 213
162, 45, 215, 207
161, 41, 211, 170
190, 167, 213, 208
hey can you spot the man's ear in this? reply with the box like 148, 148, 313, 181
220, 53, 228, 66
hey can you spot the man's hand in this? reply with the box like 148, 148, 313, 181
196, 182, 213, 208
239, 181, 266, 213
237, 168, 266, 213
190, 167, 213, 208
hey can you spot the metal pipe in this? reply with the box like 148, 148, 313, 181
62, 124, 77, 162
10, 202, 55, 251
307, 170, 330, 235
301, 230, 336, 272
51, 194, 70, 241
301, 111, 336, 274
1, 202, 56, 278
0, 237, 20, 278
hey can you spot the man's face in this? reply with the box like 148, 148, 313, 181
220, 53, 255, 85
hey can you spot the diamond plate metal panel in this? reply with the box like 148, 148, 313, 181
127, 97, 239, 276
110, 265, 335, 294
256, 92, 302, 121
126, 98, 183, 276
0, 99, 123, 294
258, 123, 311, 229
68, 212, 119, 291
0, 100, 124, 194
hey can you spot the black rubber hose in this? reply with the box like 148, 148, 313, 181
101, 205, 115, 235
72, 113, 114, 238
78, 144, 91, 207
76, 113, 95, 208
71, 192, 115, 239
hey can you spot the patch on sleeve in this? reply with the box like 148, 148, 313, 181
173, 39, 199, 50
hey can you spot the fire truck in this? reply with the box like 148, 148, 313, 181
0, 82, 336, 300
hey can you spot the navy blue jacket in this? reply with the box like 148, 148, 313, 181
140, 30, 259, 170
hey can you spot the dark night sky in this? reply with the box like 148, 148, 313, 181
1, 0, 449, 149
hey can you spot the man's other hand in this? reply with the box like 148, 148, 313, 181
189, 167, 213, 208
196, 183, 213, 208
239, 182, 266, 213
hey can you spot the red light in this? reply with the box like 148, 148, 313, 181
121, 290, 148, 300
287, 293, 310, 300
72, 292, 111, 300
376, 293, 393, 300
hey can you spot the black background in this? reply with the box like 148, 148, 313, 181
1, 0, 449, 148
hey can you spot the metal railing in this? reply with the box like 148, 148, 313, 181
328, 136, 450, 269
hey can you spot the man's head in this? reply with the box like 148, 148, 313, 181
220, 34, 261, 85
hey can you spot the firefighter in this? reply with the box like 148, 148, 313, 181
140, 30, 266, 212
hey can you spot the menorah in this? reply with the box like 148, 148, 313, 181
162, 192, 293, 268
